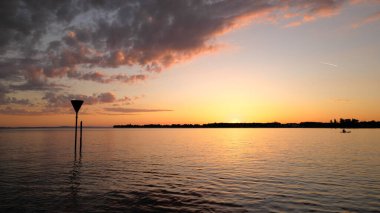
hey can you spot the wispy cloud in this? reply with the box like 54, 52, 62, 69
333, 98, 351, 103
42, 92, 133, 108
0, 83, 32, 105
0, 107, 42, 115
67, 71, 148, 84
0, 92, 139, 115
320, 62, 338, 67
104, 107, 173, 114
351, 11, 380, 28
284, 1, 344, 28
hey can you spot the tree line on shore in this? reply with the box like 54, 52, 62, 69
114, 118, 380, 128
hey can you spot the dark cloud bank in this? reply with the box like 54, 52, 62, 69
0, 0, 349, 114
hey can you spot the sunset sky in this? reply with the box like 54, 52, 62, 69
0, 0, 379, 127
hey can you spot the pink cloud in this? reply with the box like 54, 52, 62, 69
283, 1, 344, 28
0, 0, 356, 111
351, 11, 380, 28
3, 1, 352, 84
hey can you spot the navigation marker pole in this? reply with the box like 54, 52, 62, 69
80, 121, 83, 155
71, 100, 84, 155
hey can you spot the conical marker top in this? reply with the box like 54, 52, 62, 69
71, 100, 84, 113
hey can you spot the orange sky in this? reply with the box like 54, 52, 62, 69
0, 0, 379, 126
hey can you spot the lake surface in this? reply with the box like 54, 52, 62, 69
0, 128, 379, 212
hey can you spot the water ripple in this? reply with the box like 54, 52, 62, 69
1, 128, 380, 212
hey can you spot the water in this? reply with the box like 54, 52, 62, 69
0, 128, 379, 212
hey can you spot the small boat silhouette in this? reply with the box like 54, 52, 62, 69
341, 129, 351, 133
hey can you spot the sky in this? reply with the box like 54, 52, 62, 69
0, 0, 379, 127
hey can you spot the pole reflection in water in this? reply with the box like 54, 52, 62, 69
69, 155, 82, 211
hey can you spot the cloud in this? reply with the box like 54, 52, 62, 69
0, 96, 31, 105
0, 92, 136, 115
320, 62, 338, 67
0, 1, 351, 82
0, 0, 353, 111
67, 71, 147, 84
351, 11, 380, 28
283, 1, 345, 27
0, 83, 32, 105
97, 92, 116, 103
334, 98, 351, 103
104, 107, 173, 114
10, 67, 65, 91
0, 107, 41, 115
43, 92, 119, 108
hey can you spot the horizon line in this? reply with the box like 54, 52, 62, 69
3, 118, 380, 129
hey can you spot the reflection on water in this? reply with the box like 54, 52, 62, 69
0, 128, 379, 212
69, 156, 82, 211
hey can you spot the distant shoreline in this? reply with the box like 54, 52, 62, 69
2, 119, 380, 129
114, 119, 380, 128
